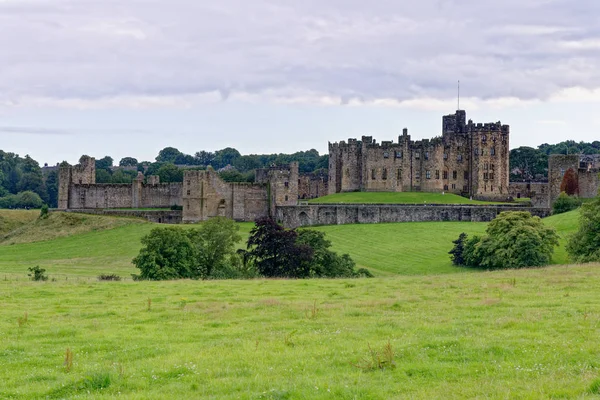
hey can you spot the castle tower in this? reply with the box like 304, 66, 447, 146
57, 156, 95, 210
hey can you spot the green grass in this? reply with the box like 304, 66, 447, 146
0, 210, 580, 278
0, 209, 38, 236
0, 209, 595, 398
308, 192, 508, 205
1, 265, 600, 399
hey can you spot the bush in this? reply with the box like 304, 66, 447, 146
39, 204, 49, 219
452, 212, 559, 269
28, 266, 48, 281
0, 191, 44, 209
97, 274, 122, 281
552, 192, 582, 215
448, 232, 468, 266
567, 193, 600, 262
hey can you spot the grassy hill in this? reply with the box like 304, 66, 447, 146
0, 209, 38, 236
307, 192, 512, 205
0, 209, 580, 278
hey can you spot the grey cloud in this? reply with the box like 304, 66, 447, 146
1, 0, 600, 104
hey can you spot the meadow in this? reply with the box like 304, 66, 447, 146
1, 208, 599, 399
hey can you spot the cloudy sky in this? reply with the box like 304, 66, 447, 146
2, 0, 600, 165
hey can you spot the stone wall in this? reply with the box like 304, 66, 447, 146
298, 173, 328, 199
276, 204, 550, 229
64, 209, 182, 224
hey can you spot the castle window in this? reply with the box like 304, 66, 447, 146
491, 147, 496, 156
491, 164, 495, 171
482, 135, 487, 142
187, 180, 191, 186
397, 168, 402, 180
415, 171, 420, 180
79, 179, 82, 184
435, 170, 440, 179
490, 173, 495, 180
443, 171, 448, 180
285, 195, 288, 201
463, 185, 468, 192
382, 168, 387, 180
443, 153, 448, 160
451, 184, 456, 190
426, 170, 431, 179
284, 181, 289, 188
452, 171, 457, 180
491, 186, 494, 191
298, 179, 301, 185
425, 152, 429, 160
457, 154, 463, 162
395, 151, 403, 159
484, 163, 489, 170
444, 184, 449, 191
187, 190, 191, 195
484, 172, 489, 180
464, 171, 469, 180
474, 148, 479, 156
372, 169, 376, 180
383, 152, 389, 159
415, 152, 420, 159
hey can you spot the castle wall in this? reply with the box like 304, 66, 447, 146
276, 204, 550, 228
298, 174, 328, 199
548, 155, 579, 205
68, 184, 133, 209
141, 183, 182, 208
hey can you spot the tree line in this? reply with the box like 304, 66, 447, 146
510, 140, 600, 181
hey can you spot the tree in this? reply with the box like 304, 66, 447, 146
45, 170, 59, 208
187, 217, 241, 277
194, 151, 215, 166
214, 147, 241, 169
560, 168, 579, 196
119, 157, 138, 167
247, 217, 313, 278
567, 194, 600, 262
156, 147, 182, 163
156, 163, 184, 182
455, 212, 559, 269
95, 156, 114, 170
448, 232, 468, 266
132, 227, 197, 280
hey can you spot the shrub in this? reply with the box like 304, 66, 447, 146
567, 193, 600, 262
28, 266, 48, 281
97, 274, 122, 281
39, 204, 49, 219
448, 232, 468, 266
552, 192, 582, 215
452, 212, 559, 269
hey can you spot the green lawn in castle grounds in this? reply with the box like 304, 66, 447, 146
1, 264, 600, 399
308, 192, 510, 205
0, 209, 579, 279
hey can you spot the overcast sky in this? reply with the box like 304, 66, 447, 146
2, 0, 600, 165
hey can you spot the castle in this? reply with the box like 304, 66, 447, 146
58, 157, 300, 223
61, 108, 595, 227
328, 110, 510, 201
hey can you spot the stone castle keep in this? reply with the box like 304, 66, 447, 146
328, 110, 510, 201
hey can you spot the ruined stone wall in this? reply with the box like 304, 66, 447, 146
548, 155, 579, 205
298, 174, 328, 199
68, 184, 133, 209
276, 204, 549, 228
182, 168, 270, 223
141, 183, 182, 208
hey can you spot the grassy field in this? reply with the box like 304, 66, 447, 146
0, 210, 579, 278
307, 192, 518, 205
1, 265, 600, 399
0, 209, 597, 398
0, 209, 38, 236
